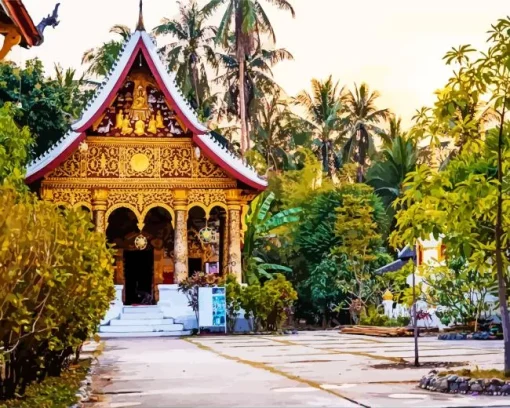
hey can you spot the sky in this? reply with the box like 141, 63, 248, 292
8, 0, 510, 127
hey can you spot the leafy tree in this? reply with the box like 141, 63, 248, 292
342, 83, 390, 181
293, 76, 344, 176
82, 24, 131, 77
0, 59, 90, 158
153, 1, 218, 113
204, 0, 295, 153
334, 188, 385, 322
392, 18, 510, 374
0, 104, 33, 188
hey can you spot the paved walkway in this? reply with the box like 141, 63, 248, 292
87, 332, 508, 407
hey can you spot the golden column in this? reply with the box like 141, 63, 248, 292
92, 189, 109, 233
173, 189, 189, 283
226, 189, 243, 282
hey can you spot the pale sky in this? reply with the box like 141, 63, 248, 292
8, 0, 510, 127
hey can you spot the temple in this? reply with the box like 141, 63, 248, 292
25, 6, 267, 317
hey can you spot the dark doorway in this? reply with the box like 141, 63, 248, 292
124, 250, 154, 305
188, 258, 202, 277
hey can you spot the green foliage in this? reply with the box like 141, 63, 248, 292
0, 104, 33, 188
225, 274, 242, 332
0, 359, 91, 408
0, 186, 115, 400
0, 60, 92, 157
359, 305, 388, 326
422, 259, 495, 326
243, 191, 301, 284
240, 274, 297, 331
81, 25, 130, 77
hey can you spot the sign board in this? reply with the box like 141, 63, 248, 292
198, 286, 227, 332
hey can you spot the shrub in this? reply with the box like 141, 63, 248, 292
359, 306, 388, 326
241, 274, 298, 331
225, 274, 242, 333
0, 186, 115, 400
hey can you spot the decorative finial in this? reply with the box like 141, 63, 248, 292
136, 0, 145, 31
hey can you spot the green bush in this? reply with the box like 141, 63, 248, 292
359, 306, 388, 326
0, 186, 115, 400
241, 274, 298, 331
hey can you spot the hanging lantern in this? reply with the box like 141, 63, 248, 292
134, 235, 148, 250
199, 226, 216, 244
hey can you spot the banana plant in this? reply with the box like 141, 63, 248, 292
243, 192, 302, 284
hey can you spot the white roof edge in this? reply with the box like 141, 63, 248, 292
71, 31, 141, 132
197, 133, 268, 188
26, 130, 82, 178
140, 31, 208, 133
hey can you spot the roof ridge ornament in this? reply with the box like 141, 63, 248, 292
136, 0, 145, 31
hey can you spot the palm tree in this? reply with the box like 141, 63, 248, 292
153, 1, 218, 113
81, 25, 131, 77
215, 46, 293, 133
203, 0, 295, 153
377, 115, 406, 148
293, 76, 344, 176
365, 135, 417, 227
52, 64, 89, 118
342, 83, 391, 181
250, 89, 297, 171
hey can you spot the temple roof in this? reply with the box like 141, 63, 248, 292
0, 0, 42, 47
25, 29, 267, 191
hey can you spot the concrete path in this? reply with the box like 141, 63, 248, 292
87, 332, 508, 408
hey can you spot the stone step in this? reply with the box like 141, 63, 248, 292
99, 323, 184, 333
122, 306, 161, 314
110, 318, 175, 326
98, 330, 191, 339
120, 312, 165, 320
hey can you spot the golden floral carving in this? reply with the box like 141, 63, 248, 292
50, 151, 81, 178
174, 209, 188, 282
194, 154, 228, 178
87, 145, 120, 177
187, 189, 226, 207
161, 146, 192, 177
228, 207, 242, 282
108, 189, 174, 213
51, 188, 92, 207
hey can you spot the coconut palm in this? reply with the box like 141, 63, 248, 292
203, 0, 295, 153
81, 25, 131, 77
365, 135, 418, 226
293, 76, 344, 176
215, 46, 293, 133
377, 115, 406, 149
250, 89, 298, 171
153, 1, 218, 113
52, 64, 89, 118
342, 83, 391, 181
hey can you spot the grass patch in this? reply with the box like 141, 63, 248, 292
438, 367, 510, 379
0, 359, 91, 408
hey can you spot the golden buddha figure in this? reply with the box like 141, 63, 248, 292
148, 115, 158, 134
121, 117, 133, 135
115, 109, 124, 129
156, 110, 165, 129
132, 86, 148, 110
134, 117, 146, 136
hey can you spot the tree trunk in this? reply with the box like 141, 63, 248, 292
191, 57, 200, 111
495, 102, 510, 376
239, 56, 248, 154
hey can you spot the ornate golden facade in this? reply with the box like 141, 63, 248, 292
29, 33, 265, 305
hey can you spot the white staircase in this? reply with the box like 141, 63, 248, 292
99, 305, 191, 338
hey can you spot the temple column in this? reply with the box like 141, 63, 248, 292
220, 213, 229, 275
226, 189, 243, 283
173, 189, 188, 283
92, 189, 109, 233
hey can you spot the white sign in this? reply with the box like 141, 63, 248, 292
198, 286, 226, 332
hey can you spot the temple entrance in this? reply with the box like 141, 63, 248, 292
124, 249, 154, 305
